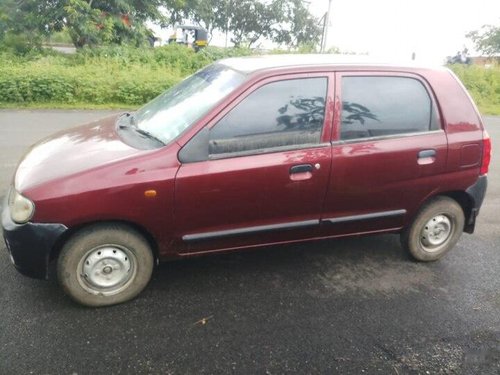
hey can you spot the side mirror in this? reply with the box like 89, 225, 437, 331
178, 127, 209, 163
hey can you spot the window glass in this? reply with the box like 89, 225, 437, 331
133, 64, 245, 144
341, 76, 437, 140
209, 77, 327, 156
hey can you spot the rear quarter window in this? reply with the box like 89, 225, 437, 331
340, 76, 439, 140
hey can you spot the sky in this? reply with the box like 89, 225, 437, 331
308, 0, 500, 64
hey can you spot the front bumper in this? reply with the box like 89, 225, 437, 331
2, 198, 67, 279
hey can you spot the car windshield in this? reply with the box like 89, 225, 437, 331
133, 64, 245, 144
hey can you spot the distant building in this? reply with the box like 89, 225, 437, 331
470, 56, 500, 66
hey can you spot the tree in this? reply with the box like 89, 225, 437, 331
161, 0, 188, 26
228, 0, 276, 47
162, 0, 273, 46
162, 0, 321, 49
271, 0, 322, 49
0, 4, 9, 39
224, 0, 321, 48
0, 1, 9, 30
186, 0, 227, 39
467, 24, 500, 56
0, 0, 48, 52
0, 0, 167, 48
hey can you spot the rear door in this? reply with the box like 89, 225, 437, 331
174, 72, 334, 253
320, 72, 448, 236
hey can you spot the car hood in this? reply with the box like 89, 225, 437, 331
15, 115, 146, 192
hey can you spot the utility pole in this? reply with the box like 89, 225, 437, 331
320, 0, 333, 53
225, 0, 230, 48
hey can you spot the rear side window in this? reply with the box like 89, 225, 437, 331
209, 77, 327, 156
340, 76, 439, 140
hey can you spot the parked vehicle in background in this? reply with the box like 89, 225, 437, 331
447, 48, 472, 65
167, 24, 208, 51
2, 55, 490, 306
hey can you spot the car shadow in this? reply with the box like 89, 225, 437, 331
0, 233, 425, 310
147, 233, 418, 297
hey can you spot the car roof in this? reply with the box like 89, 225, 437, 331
218, 54, 444, 74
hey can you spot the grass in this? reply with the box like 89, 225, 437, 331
0, 102, 135, 110
476, 102, 500, 116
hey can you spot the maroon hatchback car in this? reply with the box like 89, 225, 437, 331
2, 55, 490, 306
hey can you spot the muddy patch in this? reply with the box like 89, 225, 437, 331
396, 342, 464, 373
309, 257, 437, 298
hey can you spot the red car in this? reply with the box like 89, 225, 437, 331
2, 55, 490, 306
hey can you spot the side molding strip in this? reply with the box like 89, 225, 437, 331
183, 219, 320, 241
183, 209, 406, 242
323, 209, 406, 224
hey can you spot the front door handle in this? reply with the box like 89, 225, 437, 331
289, 164, 314, 181
290, 164, 313, 174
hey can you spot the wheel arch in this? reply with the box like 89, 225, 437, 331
49, 220, 160, 266
408, 191, 473, 233
439, 191, 474, 233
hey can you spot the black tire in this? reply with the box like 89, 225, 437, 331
57, 223, 154, 307
401, 197, 465, 262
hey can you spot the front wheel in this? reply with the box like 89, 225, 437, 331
57, 223, 154, 307
401, 197, 465, 261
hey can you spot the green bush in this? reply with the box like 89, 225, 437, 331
0, 45, 252, 107
450, 64, 500, 115
0, 64, 182, 105
46, 30, 73, 45
2, 45, 496, 114
0, 32, 39, 55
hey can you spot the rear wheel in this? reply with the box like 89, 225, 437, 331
401, 197, 465, 261
57, 223, 154, 307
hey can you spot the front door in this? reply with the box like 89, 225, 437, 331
174, 73, 334, 254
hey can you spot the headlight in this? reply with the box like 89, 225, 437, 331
8, 188, 35, 224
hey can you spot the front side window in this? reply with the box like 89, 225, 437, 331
209, 77, 327, 156
340, 76, 438, 140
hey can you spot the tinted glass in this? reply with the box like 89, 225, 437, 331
341, 76, 436, 140
209, 77, 327, 156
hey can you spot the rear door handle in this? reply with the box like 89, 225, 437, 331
290, 164, 313, 174
418, 149, 436, 159
417, 149, 436, 165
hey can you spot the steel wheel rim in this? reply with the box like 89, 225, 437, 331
420, 214, 453, 252
77, 245, 137, 296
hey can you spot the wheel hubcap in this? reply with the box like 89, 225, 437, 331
420, 214, 452, 251
80, 246, 135, 294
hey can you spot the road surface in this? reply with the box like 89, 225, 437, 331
0, 110, 499, 374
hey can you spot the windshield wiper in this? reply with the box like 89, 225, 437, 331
117, 112, 166, 146
132, 127, 166, 145
118, 123, 166, 146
